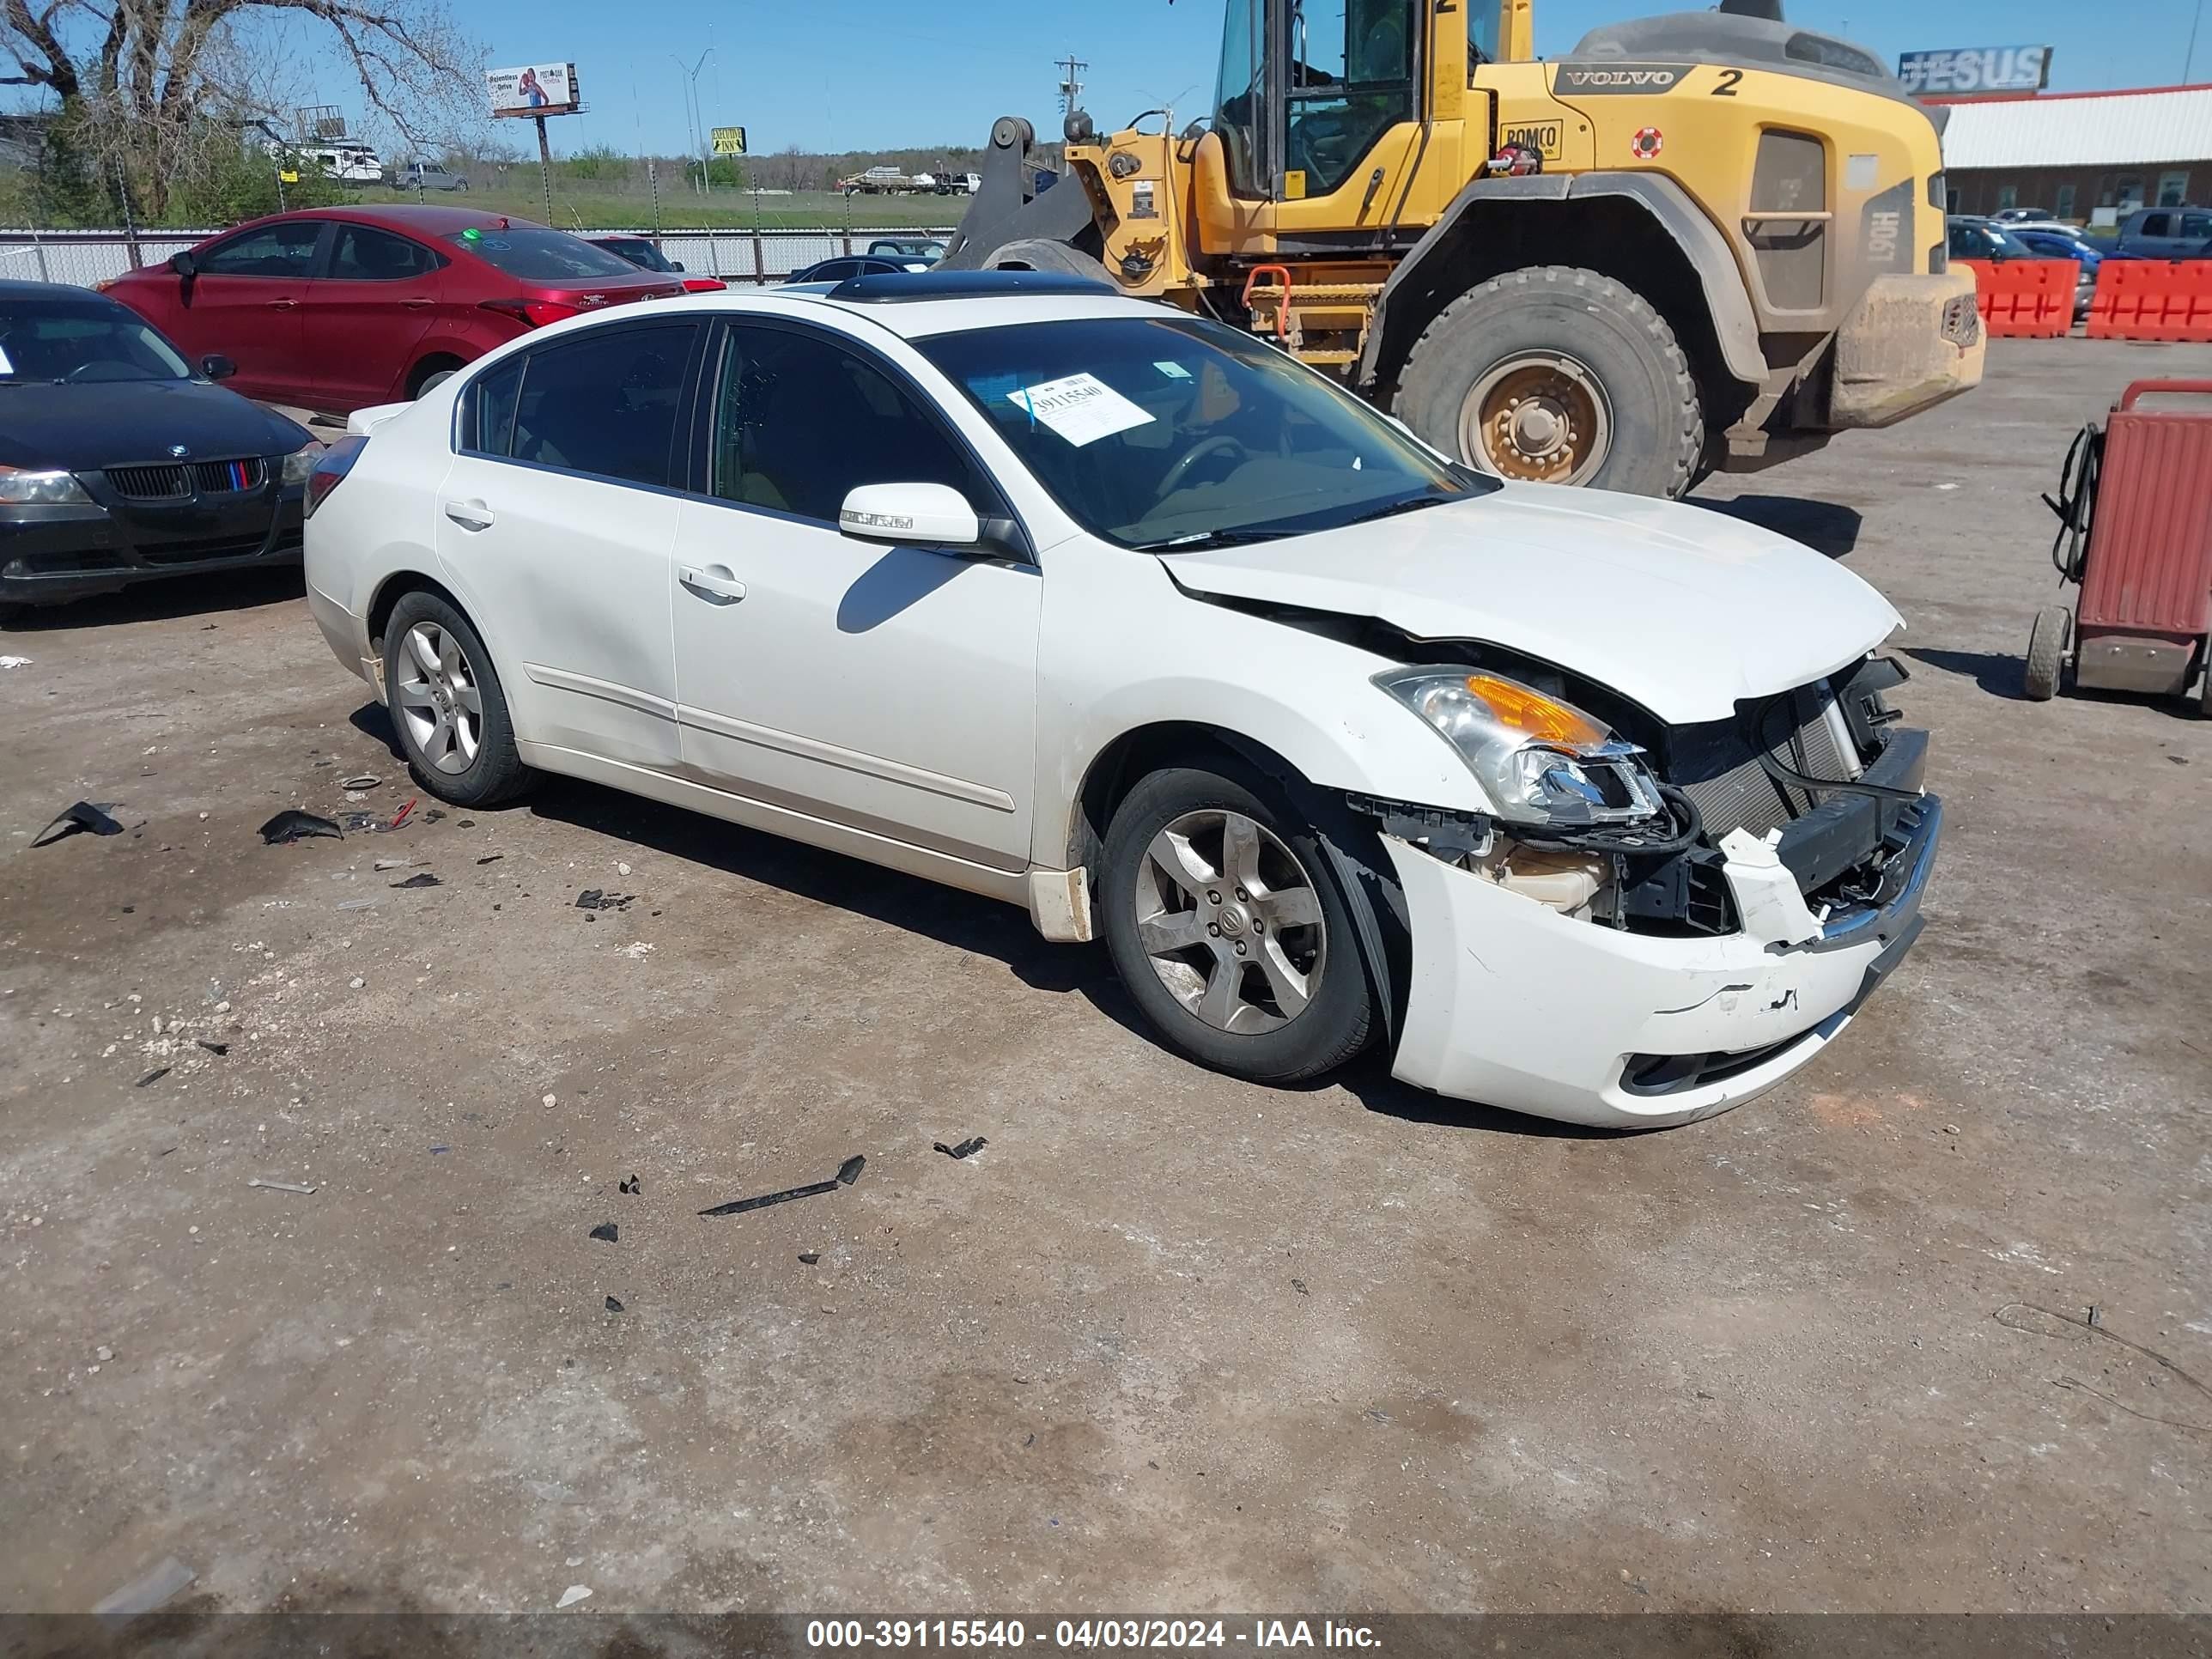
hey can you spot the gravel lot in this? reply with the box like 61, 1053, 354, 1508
2, 339, 2208, 1622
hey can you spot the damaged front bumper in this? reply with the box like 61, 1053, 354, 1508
1383, 793, 1941, 1129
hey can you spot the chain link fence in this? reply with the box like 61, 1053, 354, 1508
0, 225, 960, 289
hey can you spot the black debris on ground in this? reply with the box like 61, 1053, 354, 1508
604, 1296, 624, 1313
617, 1176, 640, 1194
477, 854, 503, 865
798, 1251, 821, 1265
933, 1136, 988, 1160
699, 1154, 867, 1218
588, 1222, 618, 1243
259, 810, 343, 845
194, 1040, 228, 1056
136, 1068, 169, 1087
33, 801, 125, 847
574, 890, 635, 912
390, 872, 442, 890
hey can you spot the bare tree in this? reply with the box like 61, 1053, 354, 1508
3, 0, 483, 213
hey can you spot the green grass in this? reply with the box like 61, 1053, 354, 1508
344, 183, 962, 231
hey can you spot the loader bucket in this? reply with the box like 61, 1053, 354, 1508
940, 115, 1100, 269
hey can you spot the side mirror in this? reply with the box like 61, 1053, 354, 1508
837, 482, 980, 547
200, 354, 237, 380
168, 251, 195, 278
669, 259, 686, 271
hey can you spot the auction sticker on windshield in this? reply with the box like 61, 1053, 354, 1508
1008, 372, 1155, 446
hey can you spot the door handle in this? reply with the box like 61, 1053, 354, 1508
402, 298, 434, 309
266, 298, 299, 309
679, 564, 745, 604
442, 498, 494, 532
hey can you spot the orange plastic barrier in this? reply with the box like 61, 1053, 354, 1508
2087, 258, 2212, 342
1953, 257, 2076, 337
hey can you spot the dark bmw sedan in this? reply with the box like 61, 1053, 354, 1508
0, 280, 322, 614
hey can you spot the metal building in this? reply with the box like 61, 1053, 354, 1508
1936, 84, 2212, 223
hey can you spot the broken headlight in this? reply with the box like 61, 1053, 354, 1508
1374, 666, 1662, 827
280, 439, 327, 486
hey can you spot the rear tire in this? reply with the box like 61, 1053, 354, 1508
2200, 635, 2212, 719
1395, 264, 1704, 499
1099, 764, 1376, 1085
2024, 605, 2070, 701
381, 591, 534, 806
408, 357, 464, 398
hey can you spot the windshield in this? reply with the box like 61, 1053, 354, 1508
915, 314, 1489, 549
446, 225, 641, 282
0, 301, 193, 385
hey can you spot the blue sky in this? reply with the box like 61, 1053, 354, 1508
16, 0, 2209, 157
428, 0, 2212, 156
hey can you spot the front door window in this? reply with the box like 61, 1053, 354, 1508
1212, 0, 1267, 197
1284, 0, 1414, 198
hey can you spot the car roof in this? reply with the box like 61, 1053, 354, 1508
623, 282, 1172, 342
208, 204, 538, 237
0, 277, 126, 305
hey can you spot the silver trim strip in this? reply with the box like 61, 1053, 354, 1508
674, 702, 1017, 813
522, 662, 677, 722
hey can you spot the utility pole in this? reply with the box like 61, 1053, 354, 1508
1055, 52, 1088, 123
2190, 0, 2207, 82
672, 48, 714, 196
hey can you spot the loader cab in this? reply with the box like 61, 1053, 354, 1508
1209, 0, 1422, 204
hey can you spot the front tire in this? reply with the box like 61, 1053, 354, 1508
381, 591, 533, 806
1395, 264, 1703, 498
983, 238, 1115, 283
1099, 765, 1375, 1085
2023, 605, 2070, 701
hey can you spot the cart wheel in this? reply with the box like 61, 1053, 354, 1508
2024, 605, 2071, 702
2201, 636, 2212, 719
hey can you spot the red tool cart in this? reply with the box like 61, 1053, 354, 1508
2030, 379, 2212, 709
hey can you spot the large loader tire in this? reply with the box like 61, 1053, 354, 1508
982, 238, 1115, 283
1394, 264, 1704, 499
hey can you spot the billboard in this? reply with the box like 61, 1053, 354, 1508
1897, 46, 2051, 95
486, 62, 580, 118
711, 125, 747, 156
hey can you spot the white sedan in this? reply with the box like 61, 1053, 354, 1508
301, 271, 1939, 1128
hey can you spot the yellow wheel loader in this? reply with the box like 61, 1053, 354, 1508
943, 0, 1984, 498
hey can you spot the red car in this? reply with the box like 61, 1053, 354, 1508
102, 205, 684, 415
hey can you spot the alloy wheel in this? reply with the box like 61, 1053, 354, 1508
395, 621, 483, 775
1133, 809, 1327, 1034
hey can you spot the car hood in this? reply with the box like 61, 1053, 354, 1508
0, 380, 308, 471
1161, 482, 1903, 724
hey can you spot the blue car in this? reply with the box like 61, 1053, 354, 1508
2008, 228, 2106, 320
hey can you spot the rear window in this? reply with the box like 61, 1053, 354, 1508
598, 238, 663, 268
445, 225, 641, 282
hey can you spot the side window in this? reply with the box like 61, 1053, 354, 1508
1945, 222, 1974, 258
196, 220, 323, 277
708, 325, 994, 526
811, 259, 854, 281
330, 223, 444, 281
1283, 0, 1414, 198
459, 356, 525, 456
2137, 212, 2172, 240
2184, 213, 2212, 240
502, 322, 697, 487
